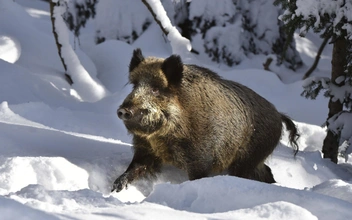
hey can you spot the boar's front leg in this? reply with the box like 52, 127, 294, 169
181, 141, 213, 181
111, 145, 162, 193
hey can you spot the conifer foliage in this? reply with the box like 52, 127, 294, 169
62, 0, 98, 40
275, 0, 352, 162
89, 0, 303, 69
181, 0, 302, 69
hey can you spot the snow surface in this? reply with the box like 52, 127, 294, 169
0, 0, 351, 219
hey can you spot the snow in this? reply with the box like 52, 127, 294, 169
146, 176, 352, 219
0, 36, 21, 63
166, 26, 192, 57
0, 0, 352, 219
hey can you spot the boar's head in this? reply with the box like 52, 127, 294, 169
117, 48, 184, 137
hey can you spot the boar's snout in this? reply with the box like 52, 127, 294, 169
117, 108, 133, 120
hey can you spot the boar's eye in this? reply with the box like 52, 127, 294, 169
131, 81, 139, 89
151, 87, 159, 96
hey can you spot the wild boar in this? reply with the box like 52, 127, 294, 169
112, 48, 299, 192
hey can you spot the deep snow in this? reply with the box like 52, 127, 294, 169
0, 0, 351, 219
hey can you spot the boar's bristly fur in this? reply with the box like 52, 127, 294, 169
112, 49, 299, 193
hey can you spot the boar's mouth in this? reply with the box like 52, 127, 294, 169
122, 109, 166, 136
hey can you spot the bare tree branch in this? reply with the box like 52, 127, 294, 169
302, 35, 330, 80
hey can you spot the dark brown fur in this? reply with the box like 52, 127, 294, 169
112, 49, 299, 192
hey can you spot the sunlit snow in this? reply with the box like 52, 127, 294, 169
0, 0, 351, 220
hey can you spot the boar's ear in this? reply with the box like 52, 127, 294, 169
129, 48, 144, 72
161, 55, 184, 86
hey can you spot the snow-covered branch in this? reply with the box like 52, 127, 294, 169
50, 0, 109, 102
280, 0, 352, 39
327, 111, 352, 160
141, 0, 191, 57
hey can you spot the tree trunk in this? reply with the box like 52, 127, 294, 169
322, 37, 346, 163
